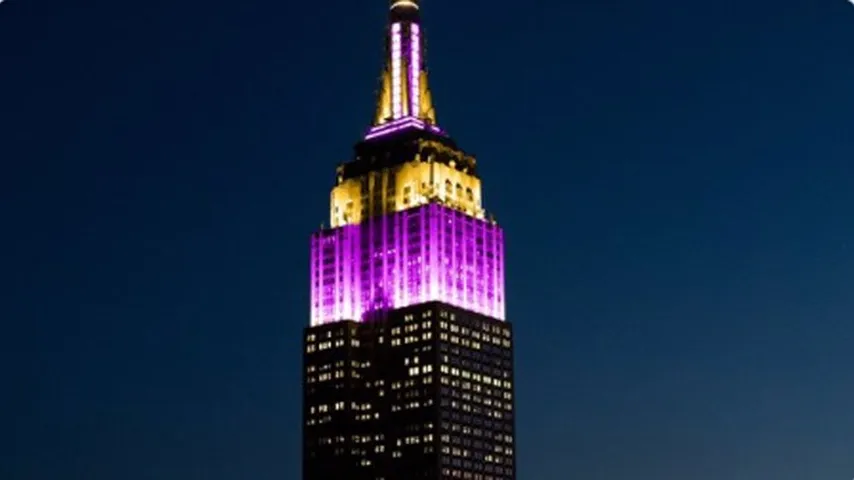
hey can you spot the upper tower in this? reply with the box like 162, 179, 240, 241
310, 0, 505, 326
327, 0, 487, 230
367, 0, 441, 140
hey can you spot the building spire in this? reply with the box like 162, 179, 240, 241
366, 0, 441, 140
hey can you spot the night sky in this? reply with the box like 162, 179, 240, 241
3, 0, 854, 478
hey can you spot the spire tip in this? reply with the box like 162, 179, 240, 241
390, 0, 419, 11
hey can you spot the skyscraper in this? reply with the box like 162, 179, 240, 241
302, 1, 515, 479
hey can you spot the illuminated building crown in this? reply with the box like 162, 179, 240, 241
309, 0, 506, 327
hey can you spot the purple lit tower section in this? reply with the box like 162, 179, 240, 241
310, 204, 505, 325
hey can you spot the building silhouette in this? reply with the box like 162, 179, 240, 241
303, 1, 515, 479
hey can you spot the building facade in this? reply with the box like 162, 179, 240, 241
303, 2, 515, 479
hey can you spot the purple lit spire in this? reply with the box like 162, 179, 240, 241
368, 0, 439, 140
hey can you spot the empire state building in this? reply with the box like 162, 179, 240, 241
302, 1, 516, 479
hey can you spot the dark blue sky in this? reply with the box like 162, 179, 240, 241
3, 0, 853, 478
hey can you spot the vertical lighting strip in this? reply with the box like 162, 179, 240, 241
310, 231, 320, 325
391, 23, 403, 119
410, 23, 421, 118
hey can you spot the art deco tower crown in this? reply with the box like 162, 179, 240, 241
309, 0, 506, 327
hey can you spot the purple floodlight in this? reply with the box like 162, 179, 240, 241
365, 117, 424, 139
364, 116, 444, 140
310, 203, 505, 325
365, 116, 423, 139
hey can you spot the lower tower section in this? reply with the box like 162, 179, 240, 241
303, 302, 516, 480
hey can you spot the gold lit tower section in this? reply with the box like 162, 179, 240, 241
328, 0, 485, 231
303, 2, 515, 479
